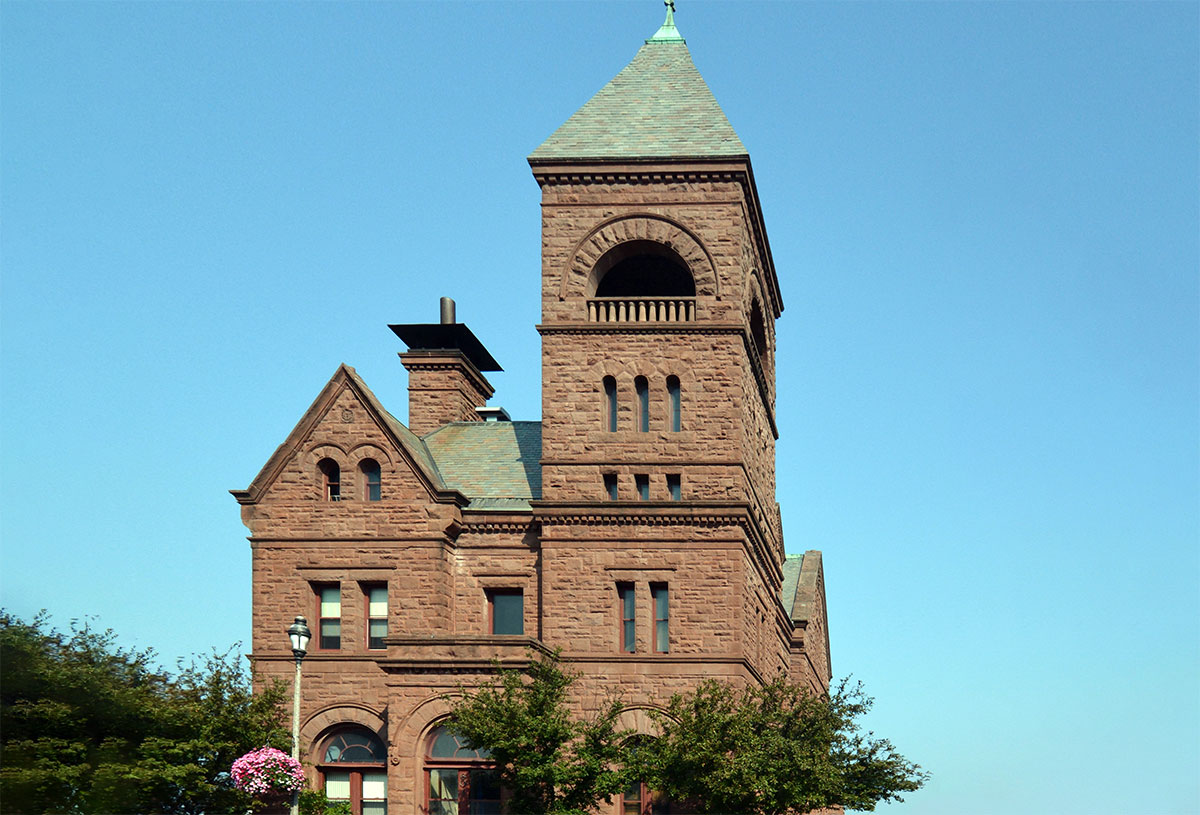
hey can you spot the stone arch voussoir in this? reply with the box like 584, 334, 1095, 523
559, 213, 720, 302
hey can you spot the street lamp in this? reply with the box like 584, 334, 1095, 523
286, 615, 311, 815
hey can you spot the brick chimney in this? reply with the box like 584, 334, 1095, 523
391, 298, 502, 436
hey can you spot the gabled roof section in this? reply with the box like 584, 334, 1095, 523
780, 553, 806, 619
781, 550, 827, 626
232, 364, 446, 504
529, 17, 747, 162
423, 421, 542, 510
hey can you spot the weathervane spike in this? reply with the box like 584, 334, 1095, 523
648, 0, 685, 43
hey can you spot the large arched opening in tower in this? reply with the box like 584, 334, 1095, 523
591, 240, 696, 298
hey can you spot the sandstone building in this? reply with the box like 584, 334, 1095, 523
236, 9, 831, 815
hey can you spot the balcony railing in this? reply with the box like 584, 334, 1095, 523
587, 297, 696, 323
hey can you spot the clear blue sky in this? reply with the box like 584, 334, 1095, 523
2, 2, 1196, 813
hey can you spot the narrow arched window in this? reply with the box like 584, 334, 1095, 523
318, 458, 341, 501
635, 376, 649, 432
359, 459, 381, 501
319, 727, 387, 815
750, 298, 768, 361
666, 376, 681, 432
426, 726, 500, 814
603, 376, 618, 432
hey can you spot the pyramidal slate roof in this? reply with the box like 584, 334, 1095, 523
529, 11, 747, 162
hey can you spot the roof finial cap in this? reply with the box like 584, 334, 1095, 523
647, 0, 685, 44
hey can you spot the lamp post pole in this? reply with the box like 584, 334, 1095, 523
286, 616, 311, 815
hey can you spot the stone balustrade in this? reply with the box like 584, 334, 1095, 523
587, 296, 696, 323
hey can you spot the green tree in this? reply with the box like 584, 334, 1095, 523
0, 610, 292, 814
643, 676, 928, 814
445, 650, 632, 815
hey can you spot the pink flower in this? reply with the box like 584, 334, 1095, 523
231, 747, 306, 797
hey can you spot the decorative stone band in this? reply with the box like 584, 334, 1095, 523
459, 520, 533, 534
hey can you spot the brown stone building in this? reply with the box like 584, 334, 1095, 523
236, 9, 831, 815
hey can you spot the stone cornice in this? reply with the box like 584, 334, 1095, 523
377, 636, 552, 675
529, 160, 751, 188
398, 349, 495, 399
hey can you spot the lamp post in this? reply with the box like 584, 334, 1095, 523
286, 616, 311, 815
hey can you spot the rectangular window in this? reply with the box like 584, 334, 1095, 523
667, 474, 681, 501
604, 473, 619, 501
366, 584, 387, 649
429, 769, 499, 815
488, 589, 524, 635
361, 771, 387, 815
317, 585, 341, 650
651, 583, 669, 653
635, 474, 650, 501
618, 583, 635, 653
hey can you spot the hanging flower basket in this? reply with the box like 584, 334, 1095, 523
231, 747, 306, 800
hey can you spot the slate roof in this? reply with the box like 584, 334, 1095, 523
529, 29, 747, 162
423, 421, 542, 510
780, 554, 806, 620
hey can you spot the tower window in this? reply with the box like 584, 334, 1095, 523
667, 474, 681, 501
360, 459, 381, 501
593, 240, 696, 298
603, 376, 618, 432
635, 474, 650, 501
604, 473, 619, 501
319, 458, 341, 501
667, 376, 681, 432
750, 297, 768, 361
635, 376, 649, 432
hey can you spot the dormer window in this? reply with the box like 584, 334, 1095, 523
318, 458, 341, 501
360, 459, 381, 501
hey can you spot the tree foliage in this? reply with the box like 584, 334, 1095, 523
0, 610, 292, 815
643, 676, 928, 814
446, 650, 632, 815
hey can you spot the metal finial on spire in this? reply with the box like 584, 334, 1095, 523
647, 0, 685, 44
